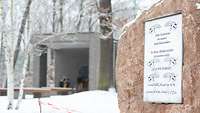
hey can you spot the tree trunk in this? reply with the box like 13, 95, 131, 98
52, 0, 56, 32
133, 0, 137, 19
0, 0, 15, 109
15, 47, 30, 110
88, 12, 92, 32
59, 0, 64, 32
13, 0, 32, 68
98, 0, 114, 90
0, 34, 4, 87
76, 0, 83, 32
5, 38, 14, 110
0, 0, 8, 89
0, 24, 6, 88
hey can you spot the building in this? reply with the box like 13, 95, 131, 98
30, 32, 113, 91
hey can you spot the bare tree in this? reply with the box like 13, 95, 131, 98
0, 0, 15, 109
0, 0, 8, 89
99, 0, 112, 35
59, 0, 64, 32
5, 0, 32, 109
0, 33, 5, 87
15, 45, 30, 110
13, 0, 32, 68
88, 13, 92, 32
76, 0, 84, 32
133, 0, 137, 18
52, 0, 56, 32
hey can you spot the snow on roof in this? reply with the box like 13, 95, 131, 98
31, 32, 101, 45
30, 32, 103, 50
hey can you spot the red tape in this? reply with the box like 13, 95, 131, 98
39, 100, 82, 113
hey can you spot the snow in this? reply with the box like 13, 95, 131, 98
196, 3, 200, 9
138, 0, 161, 10
0, 90, 120, 113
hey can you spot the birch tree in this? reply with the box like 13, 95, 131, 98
0, 0, 7, 88
14, 0, 32, 109
13, 0, 32, 68
15, 45, 30, 110
0, 0, 15, 109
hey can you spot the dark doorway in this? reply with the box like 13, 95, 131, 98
39, 53, 47, 87
55, 48, 89, 91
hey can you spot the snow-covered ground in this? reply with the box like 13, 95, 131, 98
0, 90, 120, 113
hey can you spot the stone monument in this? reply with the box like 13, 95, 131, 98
116, 0, 200, 113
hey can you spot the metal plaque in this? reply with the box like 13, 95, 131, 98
144, 14, 183, 103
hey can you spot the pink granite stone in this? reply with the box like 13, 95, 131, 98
116, 0, 200, 113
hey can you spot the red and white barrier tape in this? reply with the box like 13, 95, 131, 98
38, 99, 82, 113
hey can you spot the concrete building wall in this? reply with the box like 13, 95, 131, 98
31, 55, 40, 87
54, 48, 89, 87
46, 49, 56, 87
89, 37, 101, 90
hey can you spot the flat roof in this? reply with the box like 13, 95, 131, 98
31, 32, 102, 49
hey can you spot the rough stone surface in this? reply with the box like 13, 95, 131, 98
116, 0, 200, 113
